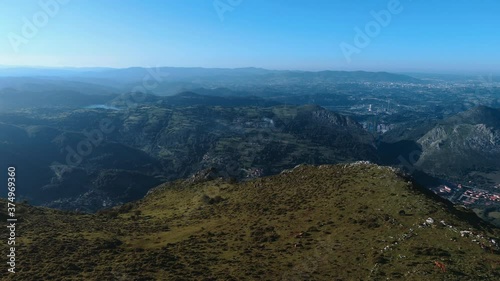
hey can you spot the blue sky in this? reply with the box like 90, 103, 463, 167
0, 0, 499, 73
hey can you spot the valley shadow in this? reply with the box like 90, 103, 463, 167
377, 139, 422, 165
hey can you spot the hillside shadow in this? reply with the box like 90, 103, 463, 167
377, 140, 422, 165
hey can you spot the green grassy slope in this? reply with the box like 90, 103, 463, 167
1, 163, 499, 280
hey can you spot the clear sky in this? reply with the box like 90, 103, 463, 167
0, 0, 499, 73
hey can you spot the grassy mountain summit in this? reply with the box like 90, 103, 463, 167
3, 163, 499, 280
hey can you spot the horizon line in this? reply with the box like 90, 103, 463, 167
0, 65, 498, 76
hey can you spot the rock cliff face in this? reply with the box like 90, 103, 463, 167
416, 106, 500, 181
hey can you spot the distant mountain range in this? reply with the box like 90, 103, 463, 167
110, 91, 281, 108
0, 66, 420, 81
0, 67, 422, 96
